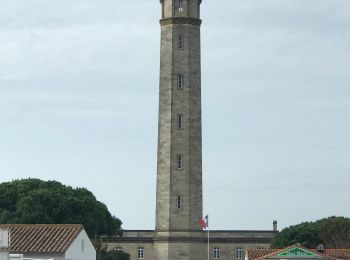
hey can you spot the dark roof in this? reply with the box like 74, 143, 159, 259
0, 224, 83, 254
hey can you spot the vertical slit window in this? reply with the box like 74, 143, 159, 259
176, 154, 183, 169
178, 34, 184, 49
177, 114, 183, 129
176, 196, 182, 209
178, 0, 184, 12
177, 74, 184, 90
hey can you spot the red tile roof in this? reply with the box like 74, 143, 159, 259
247, 245, 350, 260
246, 249, 278, 260
324, 249, 350, 260
0, 224, 83, 254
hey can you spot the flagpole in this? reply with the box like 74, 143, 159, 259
207, 227, 210, 260
199, 214, 210, 260
207, 214, 209, 260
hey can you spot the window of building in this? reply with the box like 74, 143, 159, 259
177, 114, 183, 129
116, 246, 123, 252
178, 34, 184, 49
138, 247, 145, 259
177, 74, 184, 90
236, 247, 243, 259
214, 247, 220, 259
178, 0, 184, 12
176, 154, 183, 169
81, 239, 84, 252
176, 196, 182, 209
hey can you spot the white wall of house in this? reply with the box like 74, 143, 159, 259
65, 230, 96, 260
0, 252, 9, 260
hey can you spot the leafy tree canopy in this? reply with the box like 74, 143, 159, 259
98, 250, 130, 260
0, 178, 122, 238
271, 216, 350, 249
95, 239, 130, 260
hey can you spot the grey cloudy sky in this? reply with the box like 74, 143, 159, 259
0, 0, 349, 231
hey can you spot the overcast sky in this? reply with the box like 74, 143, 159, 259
0, 0, 349, 231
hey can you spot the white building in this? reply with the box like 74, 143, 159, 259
0, 229, 10, 260
0, 224, 96, 260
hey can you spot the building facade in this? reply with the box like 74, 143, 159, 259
105, 229, 277, 260
104, 1, 277, 259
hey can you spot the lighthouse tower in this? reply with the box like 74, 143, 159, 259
155, 0, 204, 259
103, 1, 277, 259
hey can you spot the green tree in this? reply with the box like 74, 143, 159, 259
0, 178, 122, 238
271, 216, 350, 249
95, 239, 130, 260
318, 216, 350, 248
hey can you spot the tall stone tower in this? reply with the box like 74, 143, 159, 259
103, 2, 277, 259
155, 0, 204, 259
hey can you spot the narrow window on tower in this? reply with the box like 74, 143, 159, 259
214, 247, 220, 259
177, 114, 183, 129
176, 196, 182, 209
178, 0, 184, 12
178, 34, 184, 50
177, 74, 184, 90
176, 154, 183, 169
137, 247, 144, 259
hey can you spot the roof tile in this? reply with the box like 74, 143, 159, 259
248, 246, 350, 260
0, 224, 83, 254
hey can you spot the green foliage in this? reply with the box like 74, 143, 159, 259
271, 221, 321, 248
98, 250, 130, 260
271, 216, 350, 248
0, 178, 122, 238
94, 239, 130, 260
318, 216, 350, 248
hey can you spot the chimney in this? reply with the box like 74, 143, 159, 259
316, 244, 325, 254
273, 220, 278, 232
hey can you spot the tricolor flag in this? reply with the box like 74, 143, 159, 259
199, 215, 209, 229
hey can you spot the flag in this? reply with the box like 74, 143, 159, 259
199, 215, 209, 229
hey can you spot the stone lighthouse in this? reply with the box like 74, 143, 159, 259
155, 0, 204, 259
104, 2, 277, 259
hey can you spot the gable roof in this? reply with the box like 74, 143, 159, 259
0, 224, 83, 254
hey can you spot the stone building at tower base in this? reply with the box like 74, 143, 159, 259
103, 229, 277, 260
